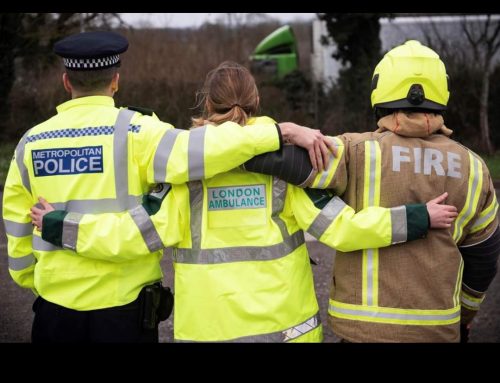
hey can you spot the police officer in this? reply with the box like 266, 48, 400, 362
245, 40, 500, 342
2, 31, 333, 343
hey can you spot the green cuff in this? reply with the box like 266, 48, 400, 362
405, 203, 429, 241
304, 188, 334, 209
142, 183, 171, 215
42, 210, 68, 247
142, 194, 163, 216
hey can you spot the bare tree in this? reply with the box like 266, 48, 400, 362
463, 15, 500, 155
422, 15, 500, 154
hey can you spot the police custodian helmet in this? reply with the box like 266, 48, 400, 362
371, 40, 450, 111
54, 31, 129, 71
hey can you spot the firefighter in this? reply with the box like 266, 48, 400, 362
245, 40, 500, 342
2, 31, 334, 343
31, 61, 458, 342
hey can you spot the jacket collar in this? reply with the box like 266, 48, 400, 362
56, 96, 115, 114
375, 111, 453, 138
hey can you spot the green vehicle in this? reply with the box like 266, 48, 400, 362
250, 25, 298, 80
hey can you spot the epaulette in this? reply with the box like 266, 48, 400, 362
126, 105, 154, 116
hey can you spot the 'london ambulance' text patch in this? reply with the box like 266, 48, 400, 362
207, 185, 267, 210
32, 146, 103, 177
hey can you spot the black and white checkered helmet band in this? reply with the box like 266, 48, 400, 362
63, 54, 120, 69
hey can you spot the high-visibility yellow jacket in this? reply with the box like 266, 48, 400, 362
304, 112, 499, 342
2, 96, 281, 310
39, 116, 430, 342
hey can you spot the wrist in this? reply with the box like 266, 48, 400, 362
278, 122, 294, 144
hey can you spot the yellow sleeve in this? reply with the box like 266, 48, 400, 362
137, 119, 280, 185
2, 144, 36, 290
289, 186, 414, 252
129, 114, 173, 186
460, 163, 499, 247
42, 184, 186, 263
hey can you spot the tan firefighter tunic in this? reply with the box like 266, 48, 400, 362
309, 111, 498, 342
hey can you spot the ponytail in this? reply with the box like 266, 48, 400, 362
208, 105, 249, 126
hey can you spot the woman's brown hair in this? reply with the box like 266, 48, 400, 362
192, 61, 259, 127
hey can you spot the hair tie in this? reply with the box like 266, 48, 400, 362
231, 103, 241, 108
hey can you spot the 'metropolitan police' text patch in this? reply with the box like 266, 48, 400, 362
32, 146, 103, 177
208, 185, 266, 210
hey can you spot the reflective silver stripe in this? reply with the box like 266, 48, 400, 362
282, 312, 321, 342
454, 155, 481, 242
113, 109, 135, 209
460, 295, 481, 310
364, 141, 379, 307
316, 152, 335, 189
329, 304, 460, 322
188, 126, 206, 180
62, 212, 83, 250
176, 312, 320, 343
8, 253, 36, 271
15, 129, 32, 193
307, 196, 346, 239
366, 248, 374, 306
4, 220, 33, 237
470, 201, 499, 232
271, 178, 289, 239
129, 205, 163, 252
188, 182, 204, 250
154, 129, 183, 182
174, 230, 305, 264
368, 141, 377, 205
47, 195, 142, 214
390, 206, 407, 244
32, 235, 61, 251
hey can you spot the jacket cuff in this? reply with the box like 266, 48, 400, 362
405, 203, 429, 241
275, 123, 283, 150
42, 210, 68, 247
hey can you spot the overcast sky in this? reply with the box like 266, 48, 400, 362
120, 13, 316, 29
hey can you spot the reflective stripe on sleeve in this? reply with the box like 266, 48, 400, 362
4, 220, 33, 237
174, 230, 305, 264
62, 212, 83, 251
470, 197, 499, 234
153, 128, 183, 182
307, 196, 347, 239
49, 196, 142, 214
176, 312, 320, 343
329, 300, 460, 325
8, 253, 36, 271
128, 205, 164, 252
188, 126, 206, 180
32, 235, 60, 251
310, 137, 343, 189
390, 206, 407, 244
460, 290, 484, 311
16, 129, 32, 193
